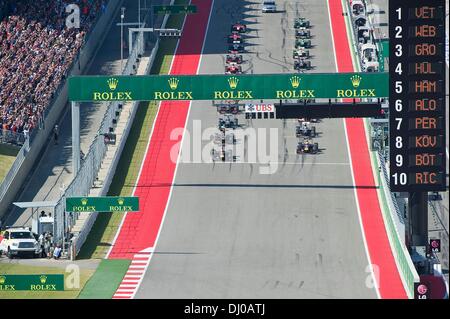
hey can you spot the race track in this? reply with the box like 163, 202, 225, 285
134, 0, 378, 298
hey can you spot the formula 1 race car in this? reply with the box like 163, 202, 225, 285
298, 117, 319, 123
295, 27, 311, 39
226, 54, 243, 64
211, 148, 234, 162
296, 99, 316, 105
213, 132, 236, 145
228, 44, 245, 53
227, 33, 244, 44
217, 103, 239, 114
296, 122, 316, 138
231, 22, 247, 33
295, 38, 312, 49
294, 17, 310, 29
294, 58, 311, 70
218, 114, 239, 129
297, 138, 319, 154
293, 47, 310, 59
225, 63, 242, 74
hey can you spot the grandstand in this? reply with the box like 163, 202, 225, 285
0, 0, 108, 138
0, 0, 115, 227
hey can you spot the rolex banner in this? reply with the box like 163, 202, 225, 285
153, 4, 197, 14
65, 196, 139, 213
69, 73, 388, 102
0, 274, 64, 291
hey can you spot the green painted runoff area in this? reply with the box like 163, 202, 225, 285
78, 260, 130, 299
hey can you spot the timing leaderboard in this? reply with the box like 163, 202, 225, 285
389, 0, 447, 192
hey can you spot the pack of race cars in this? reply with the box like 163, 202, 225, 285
212, 21, 321, 160
296, 118, 320, 154
292, 17, 319, 154
293, 17, 312, 71
226, 22, 247, 75
210, 22, 250, 162
212, 111, 239, 162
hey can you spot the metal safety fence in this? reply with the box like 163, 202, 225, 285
53, 30, 144, 244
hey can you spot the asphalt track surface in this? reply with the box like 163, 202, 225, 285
133, 0, 379, 299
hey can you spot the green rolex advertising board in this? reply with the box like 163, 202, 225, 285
69, 73, 389, 102
65, 196, 139, 212
0, 274, 64, 291
153, 4, 197, 14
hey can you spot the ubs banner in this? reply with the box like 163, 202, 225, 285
389, 0, 447, 192
68, 73, 388, 102
0, 274, 64, 291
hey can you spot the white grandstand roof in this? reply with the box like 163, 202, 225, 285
13, 201, 58, 209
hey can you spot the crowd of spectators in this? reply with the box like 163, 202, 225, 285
0, 0, 108, 138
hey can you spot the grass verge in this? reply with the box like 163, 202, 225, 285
0, 262, 94, 299
0, 144, 19, 184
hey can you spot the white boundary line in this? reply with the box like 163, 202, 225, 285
326, 0, 381, 299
